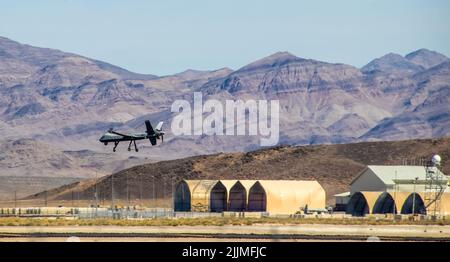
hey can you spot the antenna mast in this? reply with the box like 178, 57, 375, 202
424, 155, 447, 216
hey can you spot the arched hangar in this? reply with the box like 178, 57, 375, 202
346, 191, 450, 216
174, 180, 227, 212
174, 179, 326, 214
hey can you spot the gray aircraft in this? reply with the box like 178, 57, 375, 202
99, 120, 164, 152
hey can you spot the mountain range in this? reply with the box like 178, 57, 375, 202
0, 36, 449, 198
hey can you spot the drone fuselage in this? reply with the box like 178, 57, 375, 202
99, 132, 147, 143
98, 120, 164, 152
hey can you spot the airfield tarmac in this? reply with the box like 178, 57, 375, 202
0, 224, 449, 242
1, 237, 347, 242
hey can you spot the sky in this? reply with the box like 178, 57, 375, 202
1, 0, 450, 76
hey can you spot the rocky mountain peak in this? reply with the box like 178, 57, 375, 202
173, 68, 229, 78
405, 48, 449, 69
238, 51, 305, 72
361, 52, 424, 75
0, 36, 157, 83
263, 51, 298, 60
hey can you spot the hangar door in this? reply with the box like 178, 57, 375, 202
210, 182, 227, 212
228, 182, 247, 211
247, 182, 267, 211
346, 192, 370, 217
372, 192, 397, 214
174, 181, 191, 211
401, 193, 426, 215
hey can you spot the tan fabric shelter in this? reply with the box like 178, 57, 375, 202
226, 180, 259, 212
372, 192, 397, 214
440, 193, 450, 216
174, 179, 326, 214
346, 191, 450, 216
247, 181, 267, 212
400, 192, 427, 214
234, 180, 259, 211
255, 180, 326, 214
174, 180, 227, 212
385, 192, 450, 215
390, 192, 411, 214
239, 180, 258, 194
384, 192, 428, 215
375, 192, 427, 215
220, 180, 239, 195
346, 191, 381, 216
410, 192, 450, 215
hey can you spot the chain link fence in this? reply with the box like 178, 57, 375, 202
0, 207, 242, 219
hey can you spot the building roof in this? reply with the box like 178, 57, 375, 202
256, 180, 326, 212
353, 165, 447, 186
219, 180, 239, 191
238, 180, 258, 190
334, 192, 351, 197
185, 180, 219, 194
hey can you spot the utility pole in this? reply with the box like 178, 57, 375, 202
14, 190, 17, 209
139, 174, 143, 207
44, 191, 48, 207
95, 176, 99, 208
162, 176, 165, 208
393, 171, 397, 220
172, 176, 176, 211
77, 191, 80, 207
111, 173, 115, 209
412, 177, 419, 214
126, 175, 130, 207
152, 176, 155, 208
94, 172, 98, 208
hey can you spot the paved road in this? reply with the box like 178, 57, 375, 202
0, 224, 449, 241
0, 237, 345, 242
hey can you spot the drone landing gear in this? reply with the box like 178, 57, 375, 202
133, 140, 138, 152
127, 140, 139, 152
113, 141, 119, 152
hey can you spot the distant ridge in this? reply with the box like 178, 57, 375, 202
0, 35, 449, 192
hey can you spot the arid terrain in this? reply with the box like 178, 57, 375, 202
1, 36, 450, 200
24, 137, 450, 205
1, 224, 449, 242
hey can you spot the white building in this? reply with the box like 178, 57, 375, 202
350, 165, 449, 194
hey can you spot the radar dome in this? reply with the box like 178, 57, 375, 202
432, 154, 442, 165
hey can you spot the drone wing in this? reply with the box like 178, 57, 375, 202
149, 136, 157, 146
145, 120, 155, 135
109, 130, 139, 139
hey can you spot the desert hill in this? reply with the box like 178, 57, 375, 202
27, 137, 450, 205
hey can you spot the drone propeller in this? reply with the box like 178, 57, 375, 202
155, 121, 164, 143
156, 133, 165, 142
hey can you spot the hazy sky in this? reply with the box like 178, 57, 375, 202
1, 0, 449, 75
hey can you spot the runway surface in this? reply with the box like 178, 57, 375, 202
0, 224, 449, 241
